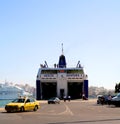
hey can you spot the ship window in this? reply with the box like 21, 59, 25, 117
67, 70, 83, 74
41, 70, 57, 74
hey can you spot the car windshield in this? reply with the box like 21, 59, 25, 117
12, 98, 25, 103
97, 95, 103, 98
117, 93, 120, 97
49, 97, 56, 100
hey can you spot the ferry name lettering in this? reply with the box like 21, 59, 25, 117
67, 74, 83, 77
44, 74, 54, 77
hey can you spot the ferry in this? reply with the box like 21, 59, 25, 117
36, 45, 88, 100
0, 82, 31, 100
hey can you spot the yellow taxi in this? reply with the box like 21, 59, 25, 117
5, 96, 40, 112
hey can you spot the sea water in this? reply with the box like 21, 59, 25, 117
0, 100, 13, 108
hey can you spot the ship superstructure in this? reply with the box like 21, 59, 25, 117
0, 82, 31, 99
36, 45, 88, 100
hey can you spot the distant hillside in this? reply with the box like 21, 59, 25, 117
15, 83, 36, 97
16, 84, 115, 98
89, 86, 115, 98
5, 82, 115, 98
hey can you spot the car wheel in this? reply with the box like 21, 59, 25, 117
7, 111, 11, 113
20, 106, 24, 112
34, 105, 38, 111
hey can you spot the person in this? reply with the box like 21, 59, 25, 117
82, 93, 85, 100
108, 94, 112, 105
63, 95, 66, 102
68, 96, 71, 102
100, 96, 105, 105
82, 93, 88, 100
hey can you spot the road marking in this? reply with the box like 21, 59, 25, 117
58, 104, 74, 116
17, 104, 74, 116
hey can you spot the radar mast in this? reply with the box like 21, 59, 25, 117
62, 43, 64, 55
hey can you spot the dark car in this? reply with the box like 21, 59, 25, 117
97, 95, 109, 105
48, 97, 60, 104
110, 93, 120, 106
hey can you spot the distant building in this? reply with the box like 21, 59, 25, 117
36, 45, 88, 100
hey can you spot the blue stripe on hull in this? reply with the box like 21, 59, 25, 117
84, 80, 88, 98
36, 80, 41, 100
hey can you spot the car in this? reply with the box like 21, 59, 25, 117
5, 96, 40, 112
97, 95, 109, 105
48, 97, 60, 104
110, 93, 120, 106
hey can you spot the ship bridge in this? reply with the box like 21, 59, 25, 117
36, 45, 88, 100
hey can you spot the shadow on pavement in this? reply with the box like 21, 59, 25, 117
48, 118, 120, 124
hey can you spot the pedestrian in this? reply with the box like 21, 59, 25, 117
63, 95, 66, 102
108, 94, 112, 105
100, 96, 105, 105
68, 96, 71, 102
82, 93, 85, 100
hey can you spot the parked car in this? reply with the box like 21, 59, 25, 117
5, 96, 40, 112
97, 95, 109, 105
110, 93, 120, 106
48, 97, 60, 104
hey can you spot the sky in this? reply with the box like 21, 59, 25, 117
0, 0, 120, 90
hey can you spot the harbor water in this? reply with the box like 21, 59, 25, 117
0, 100, 13, 108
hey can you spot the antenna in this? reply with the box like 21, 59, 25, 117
44, 61, 48, 67
62, 43, 64, 55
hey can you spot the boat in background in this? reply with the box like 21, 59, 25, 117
0, 82, 31, 100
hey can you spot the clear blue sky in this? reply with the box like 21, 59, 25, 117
0, 0, 120, 89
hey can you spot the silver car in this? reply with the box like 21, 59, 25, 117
48, 97, 60, 104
